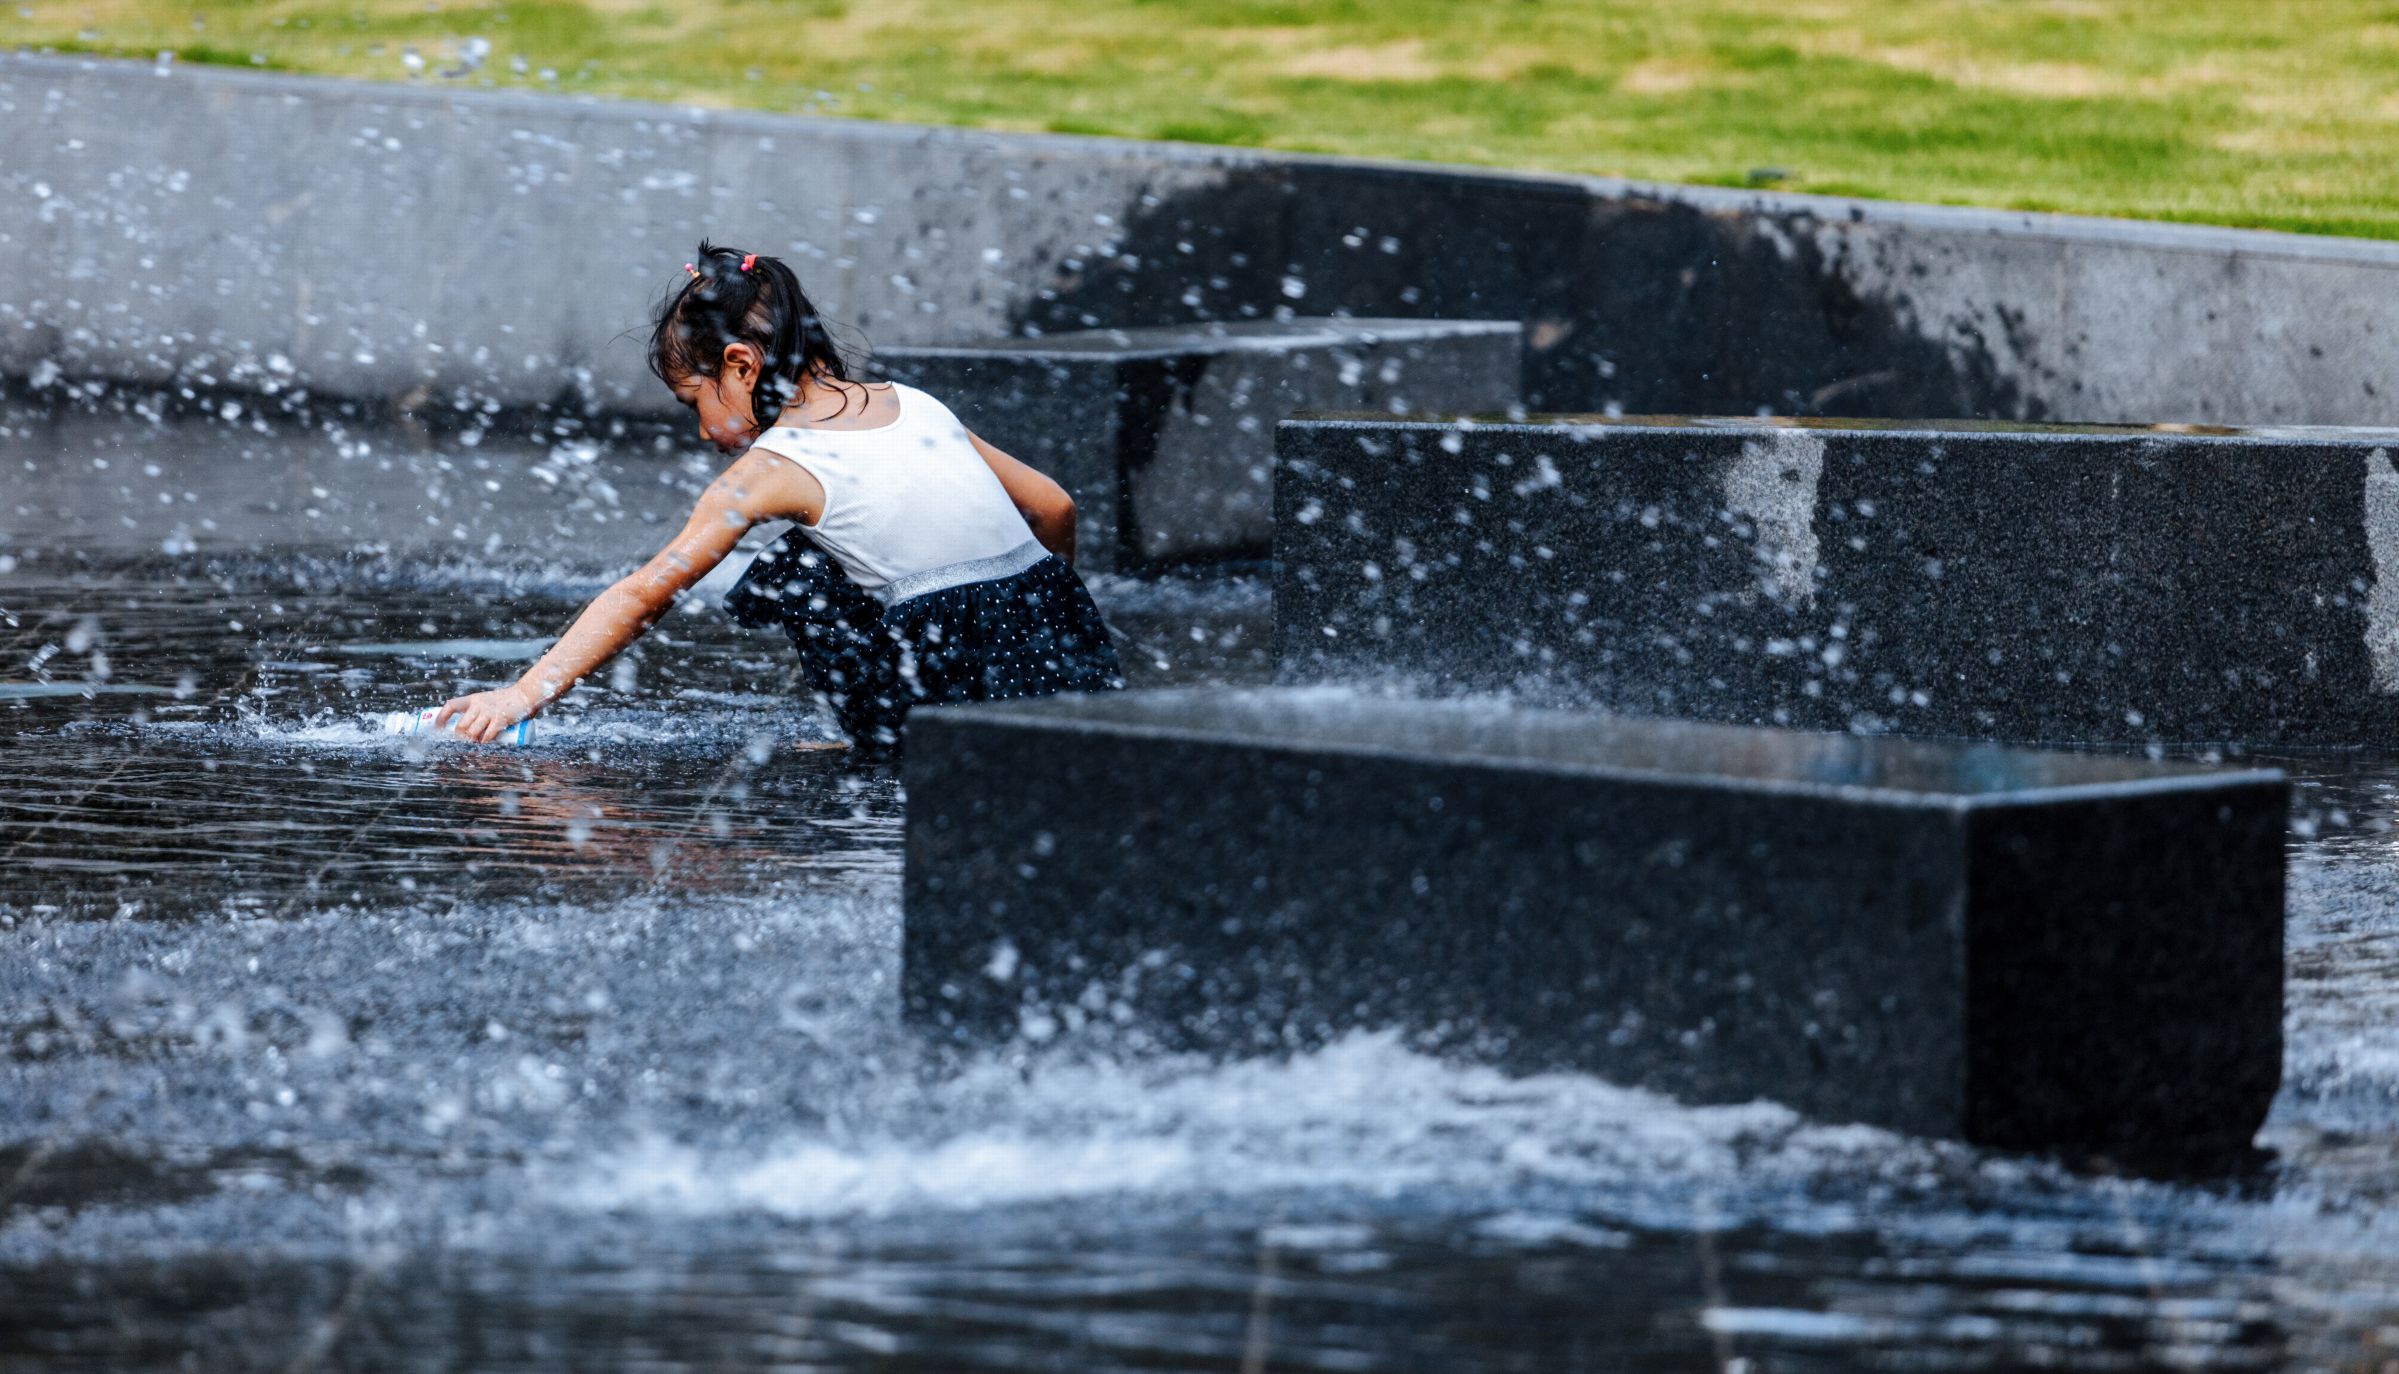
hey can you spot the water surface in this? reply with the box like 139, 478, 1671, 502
4, 400, 2398, 1371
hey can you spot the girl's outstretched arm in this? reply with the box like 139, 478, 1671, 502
435, 451, 812, 743
968, 430, 1078, 564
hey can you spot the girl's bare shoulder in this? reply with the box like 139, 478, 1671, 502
711, 446, 825, 524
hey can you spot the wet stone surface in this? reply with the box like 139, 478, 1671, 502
1275, 415, 2399, 749
903, 692, 2288, 1158
4, 400, 2399, 1370
878, 318, 1523, 570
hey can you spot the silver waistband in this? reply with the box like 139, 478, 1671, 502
880, 539, 1049, 605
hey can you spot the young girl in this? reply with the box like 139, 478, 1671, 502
434, 241, 1123, 754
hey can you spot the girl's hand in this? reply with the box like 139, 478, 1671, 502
425, 452, 795, 744
432, 683, 539, 744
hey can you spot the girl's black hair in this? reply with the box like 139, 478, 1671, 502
648, 240, 853, 424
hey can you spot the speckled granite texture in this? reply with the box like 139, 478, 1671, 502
902, 689, 2286, 1159
1274, 415, 2399, 747
876, 320, 1519, 571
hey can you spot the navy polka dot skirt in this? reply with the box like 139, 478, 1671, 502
724, 533, 1124, 757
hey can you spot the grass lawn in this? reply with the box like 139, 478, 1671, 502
9, 1, 2399, 239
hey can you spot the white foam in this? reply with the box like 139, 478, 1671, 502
1470, 1212, 1635, 1249
587, 1132, 1193, 1218
1700, 1306, 1877, 1339
132, 709, 826, 752
560, 1031, 1937, 1221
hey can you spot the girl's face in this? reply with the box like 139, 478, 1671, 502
669, 343, 763, 455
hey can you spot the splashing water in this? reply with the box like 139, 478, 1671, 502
7, 397, 2399, 1368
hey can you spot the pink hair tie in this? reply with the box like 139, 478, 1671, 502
740, 253, 757, 272
683, 262, 699, 279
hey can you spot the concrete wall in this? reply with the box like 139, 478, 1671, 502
11, 52, 2399, 427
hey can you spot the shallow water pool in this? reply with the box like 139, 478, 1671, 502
5, 401, 2399, 1371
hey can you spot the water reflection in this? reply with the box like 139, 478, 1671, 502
0, 1211, 2310, 1371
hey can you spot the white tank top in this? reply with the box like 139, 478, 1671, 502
745, 383, 1045, 602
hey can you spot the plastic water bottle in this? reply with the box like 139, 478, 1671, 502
380, 706, 534, 746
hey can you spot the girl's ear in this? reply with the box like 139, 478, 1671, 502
720, 341, 761, 385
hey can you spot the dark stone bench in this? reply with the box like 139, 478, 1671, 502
874, 319, 1520, 572
903, 688, 2285, 1161
1273, 414, 2399, 746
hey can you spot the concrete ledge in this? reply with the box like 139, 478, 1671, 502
876, 319, 1520, 570
901, 689, 2286, 1157
1275, 415, 2399, 747
19, 54, 2399, 428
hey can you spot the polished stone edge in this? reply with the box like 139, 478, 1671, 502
929, 690, 2290, 808
882, 318, 1526, 363
1284, 414, 2399, 443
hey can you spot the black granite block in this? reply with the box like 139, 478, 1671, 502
875, 319, 1520, 571
902, 689, 2285, 1159
1274, 415, 2399, 746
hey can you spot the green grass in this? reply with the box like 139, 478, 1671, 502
11, 0, 2399, 238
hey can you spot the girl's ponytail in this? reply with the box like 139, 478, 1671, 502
649, 241, 854, 425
